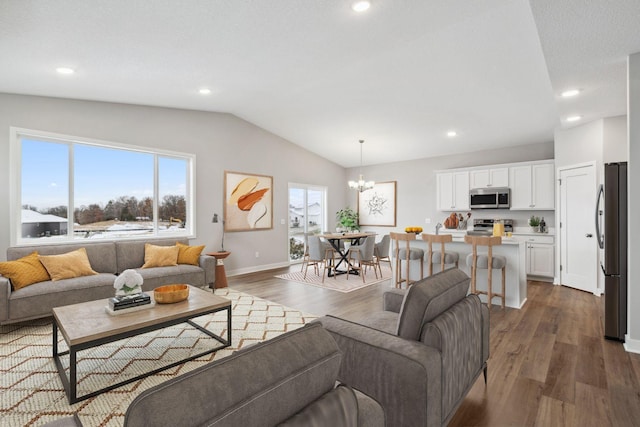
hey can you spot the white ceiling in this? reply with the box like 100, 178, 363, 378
1, 1, 639, 167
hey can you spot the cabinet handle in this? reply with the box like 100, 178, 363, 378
586, 233, 593, 238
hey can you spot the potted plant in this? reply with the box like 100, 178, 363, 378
528, 215, 541, 232
336, 207, 359, 232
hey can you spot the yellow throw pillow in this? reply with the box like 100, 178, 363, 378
39, 248, 98, 281
176, 242, 205, 266
142, 244, 179, 268
0, 251, 51, 290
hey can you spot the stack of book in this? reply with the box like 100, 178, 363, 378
108, 293, 151, 311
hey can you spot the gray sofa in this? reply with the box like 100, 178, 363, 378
1, 238, 215, 325
123, 322, 385, 427
318, 268, 490, 427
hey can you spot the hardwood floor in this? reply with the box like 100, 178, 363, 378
227, 267, 640, 426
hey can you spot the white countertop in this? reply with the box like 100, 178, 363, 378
436, 227, 555, 237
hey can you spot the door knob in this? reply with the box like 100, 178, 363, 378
586, 233, 593, 238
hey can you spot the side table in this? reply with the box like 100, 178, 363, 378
207, 251, 231, 289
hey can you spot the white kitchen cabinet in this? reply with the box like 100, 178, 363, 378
469, 167, 509, 189
437, 171, 469, 211
509, 162, 555, 210
514, 234, 555, 278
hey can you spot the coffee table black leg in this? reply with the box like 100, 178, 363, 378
69, 347, 77, 403
227, 305, 232, 346
52, 321, 58, 358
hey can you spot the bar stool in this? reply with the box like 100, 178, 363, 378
464, 235, 506, 309
390, 232, 424, 288
421, 233, 459, 276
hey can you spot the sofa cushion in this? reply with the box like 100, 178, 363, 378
7, 242, 117, 274
9, 273, 116, 322
396, 268, 470, 341
176, 242, 205, 266
135, 265, 205, 290
141, 244, 179, 268
39, 248, 98, 281
0, 251, 50, 290
116, 239, 188, 272
124, 323, 342, 427
278, 384, 358, 427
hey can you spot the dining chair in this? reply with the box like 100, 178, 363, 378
374, 234, 391, 277
464, 234, 506, 309
421, 233, 459, 276
299, 232, 312, 272
346, 235, 377, 283
305, 236, 337, 283
390, 232, 424, 288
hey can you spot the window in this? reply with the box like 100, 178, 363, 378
11, 128, 195, 245
288, 184, 327, 262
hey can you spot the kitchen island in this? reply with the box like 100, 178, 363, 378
393, 230, 527, 308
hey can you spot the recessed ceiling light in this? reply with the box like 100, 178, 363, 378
447, 131, 457, 137
561, 89, 580, 98
199, 88, 212, 95
56, 67, 75, 75
566, 115, 582, 122
352, 1, 371, 12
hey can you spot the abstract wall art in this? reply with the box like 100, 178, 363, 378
224, 171, 273, 231
357, 181, 396, 227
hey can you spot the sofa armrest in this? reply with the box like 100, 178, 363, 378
198, 255, 216, 288
481, 299, 490, 363
316, 315, 442, 427
0, 277, 10, 324
382, 288, 406, 313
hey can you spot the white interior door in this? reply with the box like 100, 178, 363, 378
559, 163, 598, 294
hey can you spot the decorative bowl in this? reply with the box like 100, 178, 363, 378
404, 226, 423, 234
154, 284, 189, 304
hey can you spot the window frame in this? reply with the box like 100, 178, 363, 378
10, 127, 196, 246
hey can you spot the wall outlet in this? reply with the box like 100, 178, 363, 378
425, 218, 431, 224
255, 251, 260, 258
280, 218, 285, 225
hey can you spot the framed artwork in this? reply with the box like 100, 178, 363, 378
358, 181, 397, 227
224, 171, 273, 231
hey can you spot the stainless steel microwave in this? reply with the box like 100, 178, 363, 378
469, 187, 510, 209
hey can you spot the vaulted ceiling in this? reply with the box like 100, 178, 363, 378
1, 1, 639, 167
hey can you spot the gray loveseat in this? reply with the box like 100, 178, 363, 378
318, 268, 489, 427
1, 238, 215, 325
123, 322, 385, 427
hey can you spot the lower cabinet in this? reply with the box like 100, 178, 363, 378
527, 242, 554, 278
514, 234, 555, 279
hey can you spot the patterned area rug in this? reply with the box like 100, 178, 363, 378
0, 288, 317, 427
276, 263, 392, 292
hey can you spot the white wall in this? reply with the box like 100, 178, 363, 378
0, 93, 348, 275
345, 141, 555, 236
604, 115, 628, 163
627, 53, 640, 352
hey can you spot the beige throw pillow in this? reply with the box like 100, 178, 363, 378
142, 244, 179, 268
39, 248, 98, 281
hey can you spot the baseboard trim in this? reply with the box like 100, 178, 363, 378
227, 261, 290, 277
623, 335, 640, 354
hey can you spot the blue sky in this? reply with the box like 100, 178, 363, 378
22, 139, 187, 210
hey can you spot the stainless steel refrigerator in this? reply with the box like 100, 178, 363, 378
596, 162, 627, 341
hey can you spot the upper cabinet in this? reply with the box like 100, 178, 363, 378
437, 171, 470, 211
509, 162, 555, 210
469, 167, 509, 189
